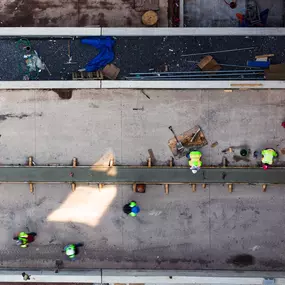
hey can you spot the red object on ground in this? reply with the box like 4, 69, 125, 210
27, 234, 35, 243
263, 165, 269, 170
282, 122, 285, 128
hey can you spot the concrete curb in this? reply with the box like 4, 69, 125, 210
0, 81, 101, 89
1, 27, 285, 37
0, 27, 101, 37
102, 27, 285, 36
0, 269, 285, 283
1, 80, 283, 90
101, 80, 283, 89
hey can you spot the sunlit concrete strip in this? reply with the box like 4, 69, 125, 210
101, 80, 285, 89
103, 270, 285, 284
0, 27, 101, 37
0, 27, 284, 37
1, 80, 285, 90
0, 166, 285, 184
0, 270, 284, 283
0, 81, 101, 89
102, 27, 285, 36
0, 270, 101, 283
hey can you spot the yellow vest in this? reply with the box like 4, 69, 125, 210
188, 151, 202, 167
262, 149, 277, 165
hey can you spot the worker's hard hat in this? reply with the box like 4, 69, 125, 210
263, 164, 269, 170
192, 169, 198, 174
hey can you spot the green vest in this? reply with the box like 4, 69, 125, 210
262, 149, 277, 165
18, 232, 28, 247
129, 202, 137, 216
65, 244, 76, 258
189, 151, 202, 167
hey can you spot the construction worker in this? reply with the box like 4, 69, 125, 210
22, 272, 30, 281
123, 201, 140, 217
14, 232, 36, 248
186, 150, 202, 174
261, 148, 277, 170
63, 244, 77, 260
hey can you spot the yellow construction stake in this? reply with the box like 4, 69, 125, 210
164, 184, 169, 195
148, 157, 151, 167
29, 183, 34, 193
228, 184, 233, 193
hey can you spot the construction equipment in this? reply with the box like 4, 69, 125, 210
65, 40, 77, 65
190, 127, 201, 142
168, 126, 207, 158
72, 71, 103, 80
169, 126, 184, 152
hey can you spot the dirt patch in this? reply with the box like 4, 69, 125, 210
227, 254, 255, 267
126, 17, 133, 26
79, 14, 89, 26
53, 89, 73, 100
0, 113, 42, 121
99, 1, 116, 10
98, 12, 108, 26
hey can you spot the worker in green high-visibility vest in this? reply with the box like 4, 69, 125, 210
63, 243, 84, 260
186, 150, 202, 174
261, 148, 277, 170
123, 201, 140, 217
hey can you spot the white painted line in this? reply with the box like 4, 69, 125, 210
102, 27, 285, 36
0, 81, 101, 89
101, 80, 285, 89
0, 27, 101, 37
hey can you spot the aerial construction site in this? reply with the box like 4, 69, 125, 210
0, 0, 285, 284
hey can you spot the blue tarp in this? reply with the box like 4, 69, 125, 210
81, 37, 115, 72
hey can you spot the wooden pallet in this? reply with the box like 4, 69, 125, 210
72, 71, 103, 80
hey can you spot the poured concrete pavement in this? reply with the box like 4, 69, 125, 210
0, 89, 284, 270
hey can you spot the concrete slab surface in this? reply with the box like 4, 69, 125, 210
0, 89, 285, 270
0, 0, 168, 27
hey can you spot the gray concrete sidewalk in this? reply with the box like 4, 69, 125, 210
0, 89, 283, 166
0, 0, 168, 27
0, 89, 284, 270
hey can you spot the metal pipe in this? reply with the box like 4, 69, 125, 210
181, 47, 257, 57
126, 73, 264, 79
125, 77, 265, 81
129, 70, 263, 75
186, 61, 261, 69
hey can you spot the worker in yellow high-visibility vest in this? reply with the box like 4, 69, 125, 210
261, 148, 277, 170
186, 150, 202, 174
